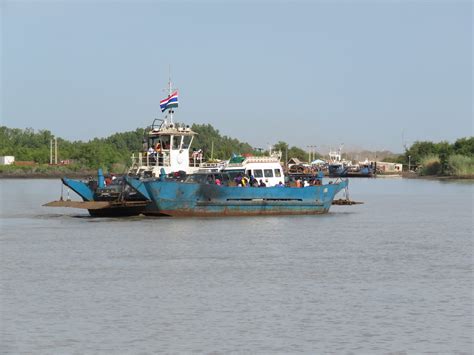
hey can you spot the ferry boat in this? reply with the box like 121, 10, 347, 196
45, 78, 351, 217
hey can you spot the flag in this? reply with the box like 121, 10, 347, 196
160, 91, 179, 112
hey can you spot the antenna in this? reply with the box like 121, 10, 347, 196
402, 129, 408, 151
168, 64, 172, 96
162, 65, 177, 126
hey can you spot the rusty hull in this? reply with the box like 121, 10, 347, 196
139, 178, 348, 217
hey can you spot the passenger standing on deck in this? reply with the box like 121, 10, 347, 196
235, 173, 242, 186
155, 142, 162, 155
296, 178, 302, 188
259, 179, 266, 187
147, 146, 155, 160
249, 175, 257, 187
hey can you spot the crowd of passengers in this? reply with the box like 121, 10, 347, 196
213, 173, 322, 188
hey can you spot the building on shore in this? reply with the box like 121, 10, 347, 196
375, 161, 403, 173
0, 156, 15, 165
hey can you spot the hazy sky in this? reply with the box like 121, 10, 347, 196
2, 0, 472, 153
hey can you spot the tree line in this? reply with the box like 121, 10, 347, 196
0, 124, 310, 170
378, 138, 473, 176
0, 126, 145, 171
1, 125, 472, 176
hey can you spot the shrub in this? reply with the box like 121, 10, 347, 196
418, 155, 442, 176
446, 154, 474, 176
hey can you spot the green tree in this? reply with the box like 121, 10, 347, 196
405, 141, 438, 165
453, 137, 474, 156
436, 141, 453, 173
191, 124, 255, 160
273, 141, 289, 153
288, 146, 308, 162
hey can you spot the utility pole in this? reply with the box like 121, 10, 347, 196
408, 155, 411, 172
54, 137, 58, 165
50, 139, 53, 165
307, 145, 316, 163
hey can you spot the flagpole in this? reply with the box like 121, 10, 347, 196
168, 67, 173, 126
161, 66, 177, 126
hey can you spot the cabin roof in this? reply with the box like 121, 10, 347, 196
288, 158, 304, 165
229, 156, 246, 164
148, 127, 197, 136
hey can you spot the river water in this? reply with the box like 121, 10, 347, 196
0, 178, 472, 353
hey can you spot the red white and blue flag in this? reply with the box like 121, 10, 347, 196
160, 91, 179, 112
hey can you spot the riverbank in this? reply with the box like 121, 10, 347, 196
0, 167, 98, 179
0, 172, 95, 179
402, 172, 474, 180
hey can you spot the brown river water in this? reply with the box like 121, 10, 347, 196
0, 178, 472, 353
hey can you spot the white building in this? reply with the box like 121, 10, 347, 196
376, 161, 403, 173
0, 156, 15, 165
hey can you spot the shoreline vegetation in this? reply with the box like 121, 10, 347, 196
1, 126, 473, 180
401, 172, 474, 180
0, 165, 97, 179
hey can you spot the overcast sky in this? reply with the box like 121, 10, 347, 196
2, 0, 472, 153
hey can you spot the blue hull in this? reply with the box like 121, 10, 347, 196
328, 165, 349, 177
60, 175, 348, 217
136, 179, 348, 216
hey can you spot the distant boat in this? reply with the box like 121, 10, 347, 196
327, 144, 350, 177
326, 146, 376, 178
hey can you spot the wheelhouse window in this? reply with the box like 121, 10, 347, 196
161, 136, 171, 149
274, 169, 282, 177
148, 137, 160, 150
182, 135, 192, 149
253, 169, 263, 178
264, 169, 274, 177
172, 136, 182, 150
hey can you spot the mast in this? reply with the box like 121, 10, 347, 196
167, 68, 174, 125
164, 66, 178, 126
159, 66, 178, 127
